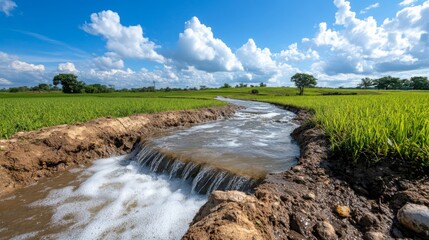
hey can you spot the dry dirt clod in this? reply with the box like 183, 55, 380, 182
303, 192, 316, 200
364, 231, 385, 240
335, 205, 351, 218
315, 220, 337, 240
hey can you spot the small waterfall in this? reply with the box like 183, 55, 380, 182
128, 142, 260, 194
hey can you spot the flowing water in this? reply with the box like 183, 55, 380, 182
0, 98, 300, 240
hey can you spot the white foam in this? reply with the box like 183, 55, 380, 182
33, 156, 207, 240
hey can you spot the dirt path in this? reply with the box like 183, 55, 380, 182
183, 108, 429, 240
0, 105, 239, 196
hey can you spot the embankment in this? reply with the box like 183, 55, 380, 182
183, 107, 429, 240
0, 105, 239, 196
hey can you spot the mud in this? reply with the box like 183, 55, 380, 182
184, 108, 429, 240
0, 105, 239, 196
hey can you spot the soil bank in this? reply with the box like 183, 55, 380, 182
0, 105, 239, 196
183, 107, 429, 240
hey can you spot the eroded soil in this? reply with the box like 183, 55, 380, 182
183, 109, 429, 240
0, 105, 239, 196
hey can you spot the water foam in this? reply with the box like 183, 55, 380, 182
32, 156, 206, 240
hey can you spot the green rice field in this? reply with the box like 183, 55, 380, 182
1, 88, 428, 166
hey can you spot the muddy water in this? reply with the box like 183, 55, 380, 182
0, 98, 300, 240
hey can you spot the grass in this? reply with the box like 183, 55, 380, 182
0, 94, 225, 139
1, 88, 428, 167
230, 90, 429, 167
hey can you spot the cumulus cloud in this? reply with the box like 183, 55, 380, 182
278, 43, 319, 61
83, 10, 164, 62
360, 2, 380, 14
236, 39, 277, 74
93, 52, 124, 70
58, 62, 78, 73
175, 16, 243, 72
0, 0, 17, 16
0, 77, 12, 85
11, 60, 45, 72
399, 0, 416, 6
310, 0, 429, 76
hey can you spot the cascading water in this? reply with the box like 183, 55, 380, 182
0, 97, 300, 240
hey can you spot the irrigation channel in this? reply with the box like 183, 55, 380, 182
0, 98, 300, 240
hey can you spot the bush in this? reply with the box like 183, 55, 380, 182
251, 89, 259, 94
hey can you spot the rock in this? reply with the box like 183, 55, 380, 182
397, 203, 429, 237
315, 221, 337, 240
364, 231, 385, 240
303, 192, 316, 200
335, 205, 350, 218
292, 165, 304, 172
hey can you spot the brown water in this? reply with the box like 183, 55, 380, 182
0, 98, 300, 239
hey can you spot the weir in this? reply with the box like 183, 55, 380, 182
129, 142, 259, 194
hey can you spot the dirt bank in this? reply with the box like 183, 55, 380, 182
0, 105, 239, 196
184, 108, 429, 240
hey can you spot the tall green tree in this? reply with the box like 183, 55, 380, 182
410, 76, 429, 90
291, 73, 317, 95
53, 74, 85, 93
357, 77, 373, 89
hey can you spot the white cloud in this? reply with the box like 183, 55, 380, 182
279, 43, 319, 61
236, 39, 277, 74
11, 60, 45, 72
0, 77, 12, 85
93, 52, 124, 70
360, 2, 380, 14
0, 0, 17, 16
58, 62, 78, 73
175, 16, 243, 72
399, 0, 416, 6
310, 0, 429, 76
83, 10, 164, 62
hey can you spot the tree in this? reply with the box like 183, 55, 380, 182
290, 73, 317, 95
410, 76, 429, 90
259, 82, 267, 87
220, 83, 231, 88
373, 76, 402, 90
53, 74, 85, 93
357, 77, 373, 89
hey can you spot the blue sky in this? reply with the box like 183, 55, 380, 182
0, 0, 428, 88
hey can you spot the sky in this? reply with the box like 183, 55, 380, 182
0, 0, 428, 89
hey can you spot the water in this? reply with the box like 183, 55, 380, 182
0, 98, 300, 240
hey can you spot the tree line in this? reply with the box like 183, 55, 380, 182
358, 76, 429, 90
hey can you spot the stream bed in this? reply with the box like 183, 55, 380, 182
0, 98, 300, 240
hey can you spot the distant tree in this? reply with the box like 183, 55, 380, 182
410, 76, 429, 90
259, 82, 267, 87
53, 74, 85, 93
200, 85, 208, 90
220, 83, 231, 88
290, 73, 317, 95
373, 76, 402, 90
357, 77, 373, 89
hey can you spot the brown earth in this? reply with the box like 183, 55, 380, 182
183, 108, 429, 240
0, 105, 239, 196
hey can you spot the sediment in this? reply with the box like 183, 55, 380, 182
183, 108, 429, 240
0, 105, 239, 196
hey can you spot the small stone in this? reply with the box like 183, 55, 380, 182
364, 231, 385, 240
0, 145, 5, 151
292, 165, 304, 172
303, 192, 316, 200
397, 203, 429, 237
335, 205, 351, 218
315, 221, 337, 240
